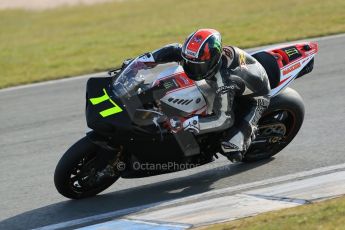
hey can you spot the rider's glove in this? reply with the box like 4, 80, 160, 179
167, 116, 200, 134
182, 116, 200, 134
167, 117, 183, 133
137, 53, 155, 63
137, 53, 157, 68
121, 53, 156, 70
121, 58, 133, 69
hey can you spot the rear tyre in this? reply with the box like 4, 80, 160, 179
54, 137, 119, 199
243, 87, 305, 162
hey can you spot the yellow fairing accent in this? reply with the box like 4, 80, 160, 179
89, 88, 123, 117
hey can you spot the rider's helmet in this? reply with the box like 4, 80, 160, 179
181, 29, 222, 81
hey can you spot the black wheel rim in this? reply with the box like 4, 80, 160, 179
69, 152, 99, 194
246, 109, 296, 158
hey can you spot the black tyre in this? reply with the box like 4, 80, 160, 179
243, 87, 305, 162
54, 136, 119, 199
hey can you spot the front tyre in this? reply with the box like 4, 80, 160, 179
243, 87, 305, 162
54, 137, 119, 199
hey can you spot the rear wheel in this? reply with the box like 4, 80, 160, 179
243, 88, 304, 162
54, 137, 120, 199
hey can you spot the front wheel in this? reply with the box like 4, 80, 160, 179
54, 137, 120, 199
243, 87, 305, 162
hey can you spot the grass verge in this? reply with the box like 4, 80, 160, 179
1, 0, 345, 88
198, 196, 345, 230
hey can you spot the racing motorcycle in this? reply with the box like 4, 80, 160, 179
54, 42, 318, 199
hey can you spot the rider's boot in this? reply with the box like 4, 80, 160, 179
221, 96, 269, 162
221, 122, 253, 162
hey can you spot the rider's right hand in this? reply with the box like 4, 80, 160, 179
166, 116, 184, 133
165, 116, 200, 134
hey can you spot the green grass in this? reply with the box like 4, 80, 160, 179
0, 0, 345, 88
198, 196, 345, 230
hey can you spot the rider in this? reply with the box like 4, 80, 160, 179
132, 28, 271, 162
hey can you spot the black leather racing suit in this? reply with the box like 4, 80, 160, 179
144, 43, 271, 154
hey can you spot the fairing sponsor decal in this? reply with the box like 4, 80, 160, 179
281, 46, 302, 61
282, 62, 301, 75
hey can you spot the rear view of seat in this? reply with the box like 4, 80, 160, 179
252, 52, 281, 89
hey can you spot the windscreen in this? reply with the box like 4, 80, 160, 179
112, 58, 178, 98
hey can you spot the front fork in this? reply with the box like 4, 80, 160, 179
86, 131, 125, 179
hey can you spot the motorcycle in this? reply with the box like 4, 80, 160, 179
54, 42, 318, 199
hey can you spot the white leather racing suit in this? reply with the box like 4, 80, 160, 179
140, 43, 271, 156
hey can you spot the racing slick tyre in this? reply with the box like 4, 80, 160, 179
54, 136, 119, 199
243, 87, 305, 162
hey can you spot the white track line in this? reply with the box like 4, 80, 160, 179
2, 33, 345, 93
0, 72, 107, 93
34, 162, 345, 230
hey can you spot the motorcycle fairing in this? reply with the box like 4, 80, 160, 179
86, 77, 207, 171
154, 65, 207, 116
87, 41, 318, 136
86, 77, 133, 135
252, 42, 318, 97
89, 88, 123, 117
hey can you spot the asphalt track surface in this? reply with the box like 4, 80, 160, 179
0, 34, 344, 230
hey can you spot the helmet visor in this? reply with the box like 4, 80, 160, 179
181, 58, 211, 81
